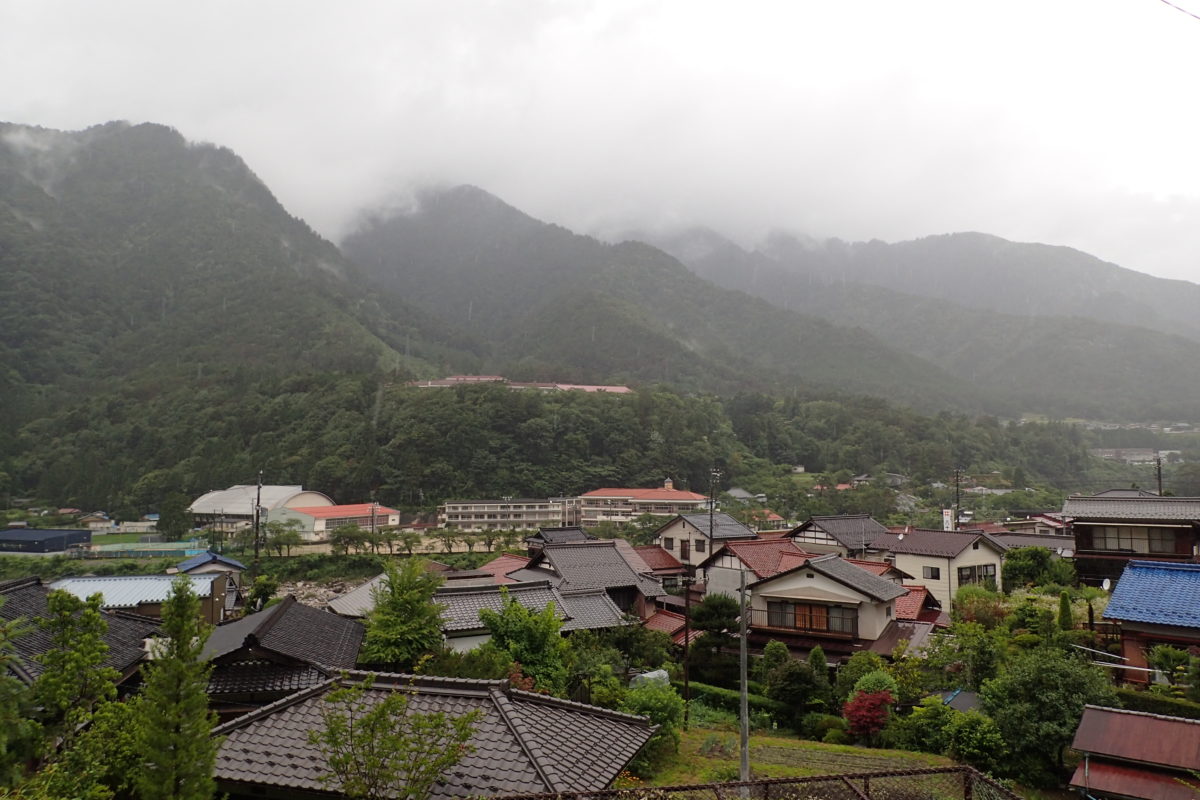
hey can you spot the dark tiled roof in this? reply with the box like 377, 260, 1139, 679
177, 551, 247, 573
868, 529, 1007, 558
0, 577, 159, 684
207, 659, 330, 696
794, 515, 889, 550
556, 589, 628, 630
867, 620, 936, 656
435, 580, 625, 633
991, 532, 1076, 551
805, 554, 909, 602
1103, 561, 1200, 629
213, 672, 654, 797
204, 596, 363, 668
677, 512, 758, 540
1062, 495, 1200, 521
533, 541, 664, 597
526, 527, 595, 545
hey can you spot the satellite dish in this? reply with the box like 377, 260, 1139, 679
1101, 578, 1112, 592
897, 533, 905, 541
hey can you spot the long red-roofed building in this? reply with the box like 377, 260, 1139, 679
579, 479, 709, 526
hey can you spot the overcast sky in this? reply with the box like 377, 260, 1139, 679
4, 1, 1200, 281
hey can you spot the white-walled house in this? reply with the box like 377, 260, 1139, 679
653, 512, 757, 571
864, 529, 1007, 610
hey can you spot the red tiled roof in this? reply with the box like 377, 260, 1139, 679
1069, 760, 1200, 800
721, 539, 815, 578
894, 586, 930, 620
643, 609, 686, 635
476, 553, 532, 585
581, 487, 708, 501
845, 559, 893, 577
633, 545, 685, 572
289, 504, 398, 519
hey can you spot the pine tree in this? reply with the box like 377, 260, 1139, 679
132, 577, 219, 800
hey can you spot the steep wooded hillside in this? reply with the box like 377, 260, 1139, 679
342, 186, 990, 413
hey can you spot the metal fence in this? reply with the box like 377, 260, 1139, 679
497, 767, 1023, 800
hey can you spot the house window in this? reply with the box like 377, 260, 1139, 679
885, 605, 892, 617
680, 540, 690, 560
695, 540, 705, 554
923, 566, 941, 580
1149, 529, 1177, 554
663, 537, 674, 550
972, 542, 980, 550
958, 564, 997, 586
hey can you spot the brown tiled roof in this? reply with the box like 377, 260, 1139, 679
894, 586, 931, 621
714, 539, 815, 578
1071, 705, 1200, 772
1068, 760, 1200, 800
213, 672, 655, 797
643, 609, 686, 636
750, 554, 908, 603
1, 577, 159, 684
633, 545, 685, 573
476, 553, 532, 584
204, 596, 363, 669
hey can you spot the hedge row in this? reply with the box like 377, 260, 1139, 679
1116, 687, 1200, 720
672, 680, 788, 718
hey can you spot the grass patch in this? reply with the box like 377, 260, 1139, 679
0, 555, 174, 582
648, 726, 952, 786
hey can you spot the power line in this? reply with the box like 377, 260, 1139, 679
1159, 0, 1200, 22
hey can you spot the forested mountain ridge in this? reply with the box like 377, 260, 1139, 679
640, 226, 1200, 421
342, 186, 992, 412
0, 122, 482, 503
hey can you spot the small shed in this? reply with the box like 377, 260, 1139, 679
0, 528, 92, 553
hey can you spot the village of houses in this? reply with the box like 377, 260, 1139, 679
3, 479, 1200, 799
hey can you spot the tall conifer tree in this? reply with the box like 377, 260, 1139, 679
132, 577, 219, 800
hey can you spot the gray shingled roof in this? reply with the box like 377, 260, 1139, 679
435, 580, 626, 633
868, 529, 1008, 559
213, 671, 655, 797
677, 512, 758, 540
749, 553, 908, 602
525, 526, 596, 545
795, 515, 890, 550
1062, 495, 1200, 522
1, 577, 159, 684
533, 541, 664, 597
204, 596, 364, 669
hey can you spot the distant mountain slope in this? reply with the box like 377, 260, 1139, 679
342, 186, 992, 412
640, 227, 1200, 420
760, 230, 1200, 343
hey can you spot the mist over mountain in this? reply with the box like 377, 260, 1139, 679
635, 226, 1200, 421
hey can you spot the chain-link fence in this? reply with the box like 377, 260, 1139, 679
497, 767, 1023, 800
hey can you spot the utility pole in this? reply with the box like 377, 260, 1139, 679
682, 573, 692, 728
252, 470, 263, 567
953, 467, 962, 531
1156, 456, 1164, 496
738, 566, 750, 783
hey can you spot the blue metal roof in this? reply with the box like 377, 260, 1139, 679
1104, 560, 1200, 629
176, 551, 247, 573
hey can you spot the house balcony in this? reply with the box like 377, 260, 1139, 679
747, 608, 858, 639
